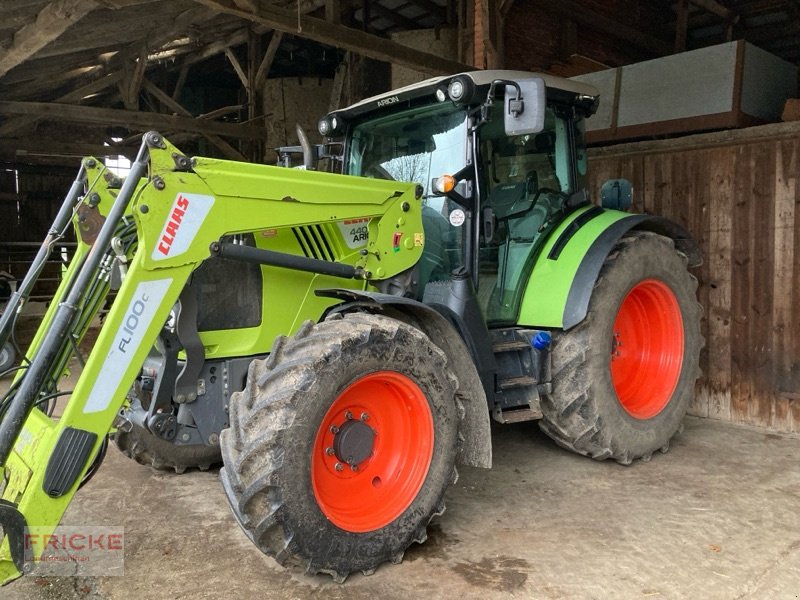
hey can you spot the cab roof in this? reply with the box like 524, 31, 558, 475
344, 69, 600, 113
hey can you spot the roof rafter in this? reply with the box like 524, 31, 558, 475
192, 0, 470, 74
0, 0, 100, 78
0, 100, 268, 140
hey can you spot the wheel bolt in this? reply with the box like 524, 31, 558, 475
350, 464, 359, 472
334, 462, 343, 471
360, 412, 369, 421
345, 411, 353, 420
326, 447, 335, 455
330, 425, 339, 434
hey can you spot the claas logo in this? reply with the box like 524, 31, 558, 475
157, 195, 190, 256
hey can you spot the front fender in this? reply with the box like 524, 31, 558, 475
317, 289, 492, 469
519, 205, 701, 330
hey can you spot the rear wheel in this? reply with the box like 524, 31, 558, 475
539, 232, 703, 464
220, 313, 460, 581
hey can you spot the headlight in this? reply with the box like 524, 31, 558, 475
318, 117, 331, 136
448, 79, 465, 101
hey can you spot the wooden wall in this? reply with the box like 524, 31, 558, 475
588, 121, 800, 432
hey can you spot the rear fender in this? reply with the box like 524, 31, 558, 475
519, 206, 701, 330
318, 289, 492, 469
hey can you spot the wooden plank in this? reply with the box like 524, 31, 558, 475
791, 139, 800, 433
771, 139, 797, 431
589, 120, 800, 159
698, 149, 732, 421
192, 0, 471, 74
729, 144, 752, 425
750, 143, 776, 428
0, 0, 99, 77
0, 100, 267, 140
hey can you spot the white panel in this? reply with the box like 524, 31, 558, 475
572, 70, 617, 131
83, 278, 173, 414
741, 42, 798, 121
618, 42, 738, 127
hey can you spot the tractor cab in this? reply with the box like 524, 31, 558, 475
320, 70, 599, 325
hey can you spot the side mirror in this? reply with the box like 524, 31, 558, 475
504, 77, 546, 137
600, 179, 633, 211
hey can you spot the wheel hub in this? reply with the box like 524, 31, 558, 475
311, 371, 434, 533
332, 419, 375, 468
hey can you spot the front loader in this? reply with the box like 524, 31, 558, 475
0, 70, 702, 583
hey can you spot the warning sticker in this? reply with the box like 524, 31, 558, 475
336, 218, 370, 249
449, 209, 466, 227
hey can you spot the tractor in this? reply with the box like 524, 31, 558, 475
0, 70, 702, 584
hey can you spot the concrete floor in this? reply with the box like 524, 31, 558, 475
3, 413, 800, 600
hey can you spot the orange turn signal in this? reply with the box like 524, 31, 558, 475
432, 174, 456, 195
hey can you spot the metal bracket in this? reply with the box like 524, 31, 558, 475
174, 286, 205, 403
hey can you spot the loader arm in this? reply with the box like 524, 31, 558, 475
0, 132, 424, 584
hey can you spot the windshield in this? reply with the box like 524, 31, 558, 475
348, 103, 470, 297
347, 103, 468, 193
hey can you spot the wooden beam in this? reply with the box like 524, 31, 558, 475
536, 0, 673, 56
0, 139, 136, 161
0, 71, 125, 137
325, 0, 341, 24
225, 47, 250, 90
1, 6, 215, 98
254, 31, 283, 90
690, 0, 736, 21
120, 44, 148, 110
172, 63, 190, 100
329, 52, 348, 111
675, 0, 689, 52
192, 0, 471, 74
231, 0, 258, 9
0, 0, 99, 77
0, 100, 268, 140
141, 78, 247, 161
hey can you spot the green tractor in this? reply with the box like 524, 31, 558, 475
0, 70, 702, 584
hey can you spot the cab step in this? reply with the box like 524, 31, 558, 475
493, 406, 543, 424
492, 340, 531, 353
498, 375, 537, 390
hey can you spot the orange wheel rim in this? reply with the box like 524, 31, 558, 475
610, 279, 684, 420
311, 371, 434, 533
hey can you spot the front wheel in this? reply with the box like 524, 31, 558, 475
220, 313, 461, 581
539, 232, 703, 465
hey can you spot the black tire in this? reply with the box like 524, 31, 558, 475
220, 313, 461, 582
113, 424, 221, 474
539, 231, 703, 465
0, 342, 15, 375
